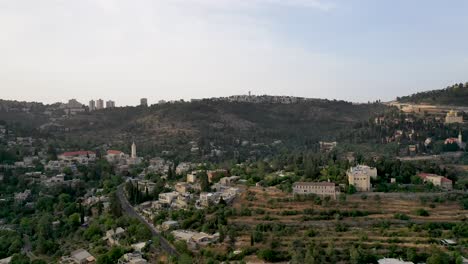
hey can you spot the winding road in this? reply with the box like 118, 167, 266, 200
116, 184, 180, 257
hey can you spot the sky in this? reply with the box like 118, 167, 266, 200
1, 0, 468, 106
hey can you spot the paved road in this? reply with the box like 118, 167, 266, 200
116, 185, 180, 257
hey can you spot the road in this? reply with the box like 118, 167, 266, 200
116, 185, 180, 257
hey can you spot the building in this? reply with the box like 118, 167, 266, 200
319, 141, 337, 152
187, 172, 198, 183
63, 99, 85, 115
293, 182, 341, 199
133, 180, 156, 193
347, 165, 377, 192
106, 100, 115, 108
131, 142, 137, 159
445, 110, 463, 124
175, 182, 190, 194
106, 150, 126, 163
70, 249, 96, 264
58, 151, 96, 163
89, 100, 96, 111
140, 98, 148, 107
418, 173, 453, 190
444, 131, 466, 149
207, 169, 229, 183
162, 220, 179, 231
159, 192, 179, 205
378, 259, 414, 264
118, 253, 148, 264
96, 99, 104, 110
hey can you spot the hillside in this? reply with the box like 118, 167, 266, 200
0, 98, 387, 160
397, 82, 468, 106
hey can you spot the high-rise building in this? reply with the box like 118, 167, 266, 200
106, 100, 115, 108
89, 100, 96, 111
140, 98, 148, 107
131, 142, 137, 158
96, 99, 104, 110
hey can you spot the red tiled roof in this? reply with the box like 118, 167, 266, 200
62, 151, 95, 157
107, 150, 123, 155
445, 138, 458, 144
441, 177, 452, 183
418, 173, 452, 183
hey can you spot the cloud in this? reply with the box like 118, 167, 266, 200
0, 0, 342, 104
174, 0, 336, 11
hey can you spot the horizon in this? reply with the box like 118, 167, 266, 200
2, 1, 468, 105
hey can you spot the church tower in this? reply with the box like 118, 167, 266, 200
131, 142, 137, 158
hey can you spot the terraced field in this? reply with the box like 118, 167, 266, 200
214, 187, 467, 263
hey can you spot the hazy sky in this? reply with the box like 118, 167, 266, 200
1, 0, 468, 106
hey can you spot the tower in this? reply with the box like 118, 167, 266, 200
131, 142, 137, 158
140, 98, 148, 107
89, 100, 96, 111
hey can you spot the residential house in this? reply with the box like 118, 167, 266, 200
162, 220, 179, 231
70, 249, 96, 264
319, 141, 337, 152
175, 182, 190, 194
418, 173, 453, 190
103, 227, 126, 246
207, 169, 229, 183
219, 176, 240, 185
158, 192, 179, 205
118, 253, 148, 264
106, 150, 126, 163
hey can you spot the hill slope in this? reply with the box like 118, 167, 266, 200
398, 82, 468, 106
0, 98, 387, 159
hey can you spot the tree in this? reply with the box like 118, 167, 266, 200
109, 192, 122, 217
10, 254, 30, 264
199, 171, 210, 192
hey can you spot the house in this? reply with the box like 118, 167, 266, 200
293, 182, 341, 199
58, 151, 96, 163
106, 150, 126, 163
171, 230, 219, 247
199, 192, 220, 207
118, 253, 148, 264
207, 169, 229, 183
186, 172, 198, 183
445, 110, 463, 124
378, 259, 413, 264
175, 182, 190, 194
158, 192, 179, 205
418, 173, 453, 190
45, 174, 66, 187
176, 162, 194, 175
103, 227, 126, 246
131, 242, 147, 252
133, 180, 156, 194
440, 239, 457, 247
190, 232, 220, 246
347, 165, 377, 192
219, 176, 240, 185
444, 131, 466, 149
319, 141, 337, 152
70, 249, 96, 264
162, 220, 179, 231
14, 190, 31, 202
